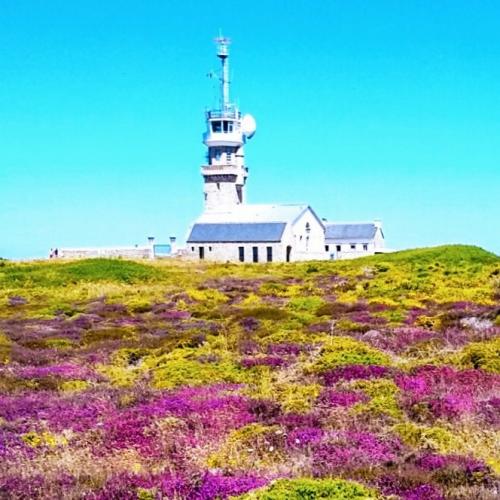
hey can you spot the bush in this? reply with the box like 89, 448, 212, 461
208, 423, 285, 471
393, 421, 455, 452
0, 331, 11, 363
287, 296, 325, 314
308, 337, 391, 373
236, 307, 290, 321
234, 477, 379, 499
351, 379, 403, 419
454, 337, 500, 372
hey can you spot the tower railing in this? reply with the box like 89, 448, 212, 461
206, 108, 241, 120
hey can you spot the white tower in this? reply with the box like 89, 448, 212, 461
201, 36, 256, 211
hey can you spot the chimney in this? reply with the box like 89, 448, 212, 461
169, 236, 177, 255
147, 236, 155, 259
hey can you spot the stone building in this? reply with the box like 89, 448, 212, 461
324, 221, 385, 260
187, 204, 326, 262
186, 37, 386, 262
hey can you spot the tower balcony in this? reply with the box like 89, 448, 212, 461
201, 164, 246, 176
203, 131, 244, 147
206, 109, 241, 120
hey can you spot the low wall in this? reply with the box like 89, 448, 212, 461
58, 247, 153, 259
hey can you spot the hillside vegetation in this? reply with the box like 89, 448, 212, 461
0, 245, 499, 499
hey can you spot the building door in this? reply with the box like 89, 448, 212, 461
252, 246, 258, 263
286, 246, 292, 262
199, 247, 205, 260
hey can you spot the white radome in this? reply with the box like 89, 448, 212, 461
241, 114, 257, 139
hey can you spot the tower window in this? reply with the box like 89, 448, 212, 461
212, 121, 222, 133
223, 121, 234, 132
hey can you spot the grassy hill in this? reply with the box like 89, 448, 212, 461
0, 246, 498, 499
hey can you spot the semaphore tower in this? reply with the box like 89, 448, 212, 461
201, 36, 256, 211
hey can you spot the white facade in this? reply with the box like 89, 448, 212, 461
187, 204, 327, 263
324, 221, 385, 260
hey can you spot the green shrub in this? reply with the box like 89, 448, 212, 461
236, 307, 290, 321
0, 332, 11, 364
276, 383, 321, 414
234, 477, 378, 499
308, 337, 390, 373
393, 421, 455, 451
454, 337, 500, 373
145, 347, 243, 389
352, 378, 402, 420
83, 327, 137, 345
208, 423, 285, 471
287, 296, 325, 314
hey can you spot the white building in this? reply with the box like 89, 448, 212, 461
187, 204, 326, 262
186, 37, 386, 262
324, 221, 385, 260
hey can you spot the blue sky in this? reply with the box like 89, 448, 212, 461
1, 0, 499, 259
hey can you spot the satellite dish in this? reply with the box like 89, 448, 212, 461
241, 114, 257, 139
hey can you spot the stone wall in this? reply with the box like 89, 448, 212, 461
58, 247, 153, 259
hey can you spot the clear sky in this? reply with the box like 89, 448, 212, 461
1, 0, 499, 259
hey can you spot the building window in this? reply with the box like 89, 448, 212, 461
363, 244, 368, 251
238, 246, 245, 262
211, 147, 222, 161
216, 182, 220, 190
325, 245, 329, 252
191, 247, 195, 252
252, 246, 259, 263
209, 246, 212, 252
350, 244, 356, 250
199, 247, 205, 260
266, 246, 273, 262
223, 121, 233, 133
336, 245, 341, 252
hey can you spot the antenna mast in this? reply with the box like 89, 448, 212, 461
215, 36, 231, 110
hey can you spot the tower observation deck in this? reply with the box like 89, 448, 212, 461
201, 36, 256, 211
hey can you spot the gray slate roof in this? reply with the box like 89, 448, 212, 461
187, 222, 286, 243
325, 223, 377, 241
